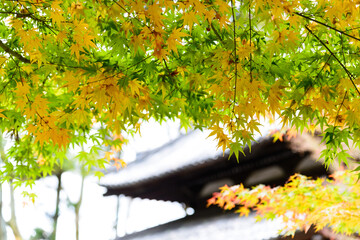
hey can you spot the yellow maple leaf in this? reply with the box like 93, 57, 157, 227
167, 28, 188, 55
33, 95, 49, 117
82, 32, 97, 50
15, 82, 30, 96
10, 18, 23, 31
50, 1, 65, 27
147, 3, 165, 27
62, 71, 79, 93
36, 154, 46, 166
0, 56, 7, 66
131, 34, 145, 53
268, 82, 283, 116
215, 0, 230, 15
163, 0, 175, 10
0, 109, 7, 119
130, 1, 145, 13
203, 8, 216, 23
104, 151, 113, 161
70, 2, 84, 16
70, 43, 81, 60
50, 128, 70, 149
93, 87, 108, 110
182, 11, 198, 32
128, 79, 142, 97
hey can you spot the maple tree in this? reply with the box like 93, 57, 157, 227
208, 170, 360, 237
1, 0, 360, 235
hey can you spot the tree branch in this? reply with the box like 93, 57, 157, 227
231, 0, 238, 115
7, 180, 23, 240
249, 0, 252, 83
333, 91, 347, 129
305, 25, 360, 96
210, 22, 225, 45
0, 40, 30, 64
295, 12, 360, 42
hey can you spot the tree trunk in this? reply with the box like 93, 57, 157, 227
50, 171, 62, 240
7, 181, 22, 240
0, 131, 7, 240
75, 175, 85, 240
114, 195, 120, 238
0, 183, 7, 240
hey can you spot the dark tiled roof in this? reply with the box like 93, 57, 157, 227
100, 129, 328, 207
117, 212, 284, 240
100, 130, 225, 189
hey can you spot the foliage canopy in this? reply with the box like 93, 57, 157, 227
208, 170, 360, 236
1, 0, 360, 185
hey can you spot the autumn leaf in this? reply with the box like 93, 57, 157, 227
0, 109, 7, 119
167, 28, 188, 55
182, 11, 198, 32
1, 0, 360, 221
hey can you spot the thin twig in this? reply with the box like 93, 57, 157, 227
162, 59, 187, 99
210, 22, 225, 45
340, 34, 346, 64
305, 25, 360, 96
249, 0, 252, 82
296, 12, 360, 42
231, 0, 238, 114
82, 55, 153, 86
314, 54, 332, 87
333, 91, 347, 128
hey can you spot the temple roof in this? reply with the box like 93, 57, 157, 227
118, 212, 283, 240
100, 130, 223, 189
116, 210, 319, 240
100, 130, 327, 205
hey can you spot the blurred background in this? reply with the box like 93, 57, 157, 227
1, 119, 329, 240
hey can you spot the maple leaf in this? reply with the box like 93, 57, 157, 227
182, 11, 199, 32
204, 8, 216, 23
215, 0, 230, 14
237, 206, 250, 217
50, 128, 70, 149
63, 70, 80, 93
15, 82, 30, 96
130, 1, 145, 13
131, 34, 145, 53
272, 130, 284, 142
36, 155, 46, 166
50, 1, 65, 27
70, 43, 81, 60
128, 79, 142, 97
147, 3, 165, 27
164, 0, 175, 10
3, 0, 360, 223
286, 127, 297, 140
70, 2, 84, 16
0, 109, 7, 119
167, 28, 189, 55
33, 95, 49, 117
82, 32, 97, 50
112, 157, 126, 170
